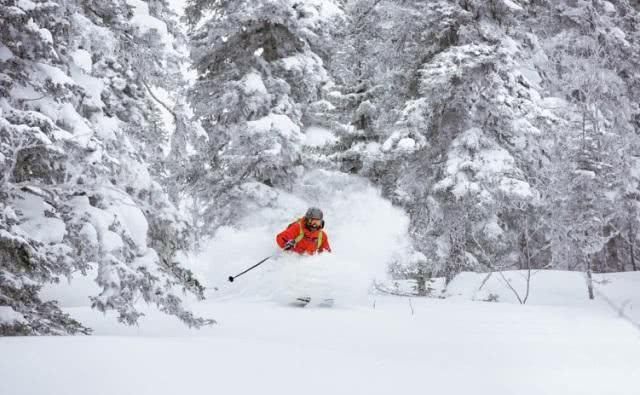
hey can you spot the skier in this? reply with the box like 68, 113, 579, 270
276, 207, 331, 255
276, 207, 333, 307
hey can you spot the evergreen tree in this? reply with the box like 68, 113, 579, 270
330, 0, 640, 284
182, 0, 343, 234
0, 0, 211, 335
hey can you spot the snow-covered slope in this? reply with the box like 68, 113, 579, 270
2, 295, 639, 395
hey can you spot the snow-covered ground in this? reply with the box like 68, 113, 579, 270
2, 294, 639, 395
446, 269, 640, 309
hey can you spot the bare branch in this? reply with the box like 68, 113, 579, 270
141, 78, 178, 124
471, 231, 525, 304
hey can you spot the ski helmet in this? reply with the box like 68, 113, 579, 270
305, 207, 323, 220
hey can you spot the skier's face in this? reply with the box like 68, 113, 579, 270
307, 218, 322, 230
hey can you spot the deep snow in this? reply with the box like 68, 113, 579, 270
1, 295, 639, 395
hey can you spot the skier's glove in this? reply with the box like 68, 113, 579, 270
284, 240, 296, 250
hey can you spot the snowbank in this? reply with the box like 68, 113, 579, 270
445, 269, 640, 323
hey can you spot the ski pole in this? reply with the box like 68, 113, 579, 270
228, 255, 273, 282
227, 246, 290, 282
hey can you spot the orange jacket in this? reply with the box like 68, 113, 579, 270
276, 219, 331, 255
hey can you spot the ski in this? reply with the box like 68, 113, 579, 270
291, 297, 311, 307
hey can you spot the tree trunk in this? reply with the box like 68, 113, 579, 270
416, 273, 426, 296
586, 257, 595, 300
522, 222, 532, 304
631, 240, 637, 271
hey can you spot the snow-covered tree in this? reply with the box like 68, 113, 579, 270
326, 0, 640, 286
533, 0, 640, 294
1, 0, 211, 335
182, 0, 344, 233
